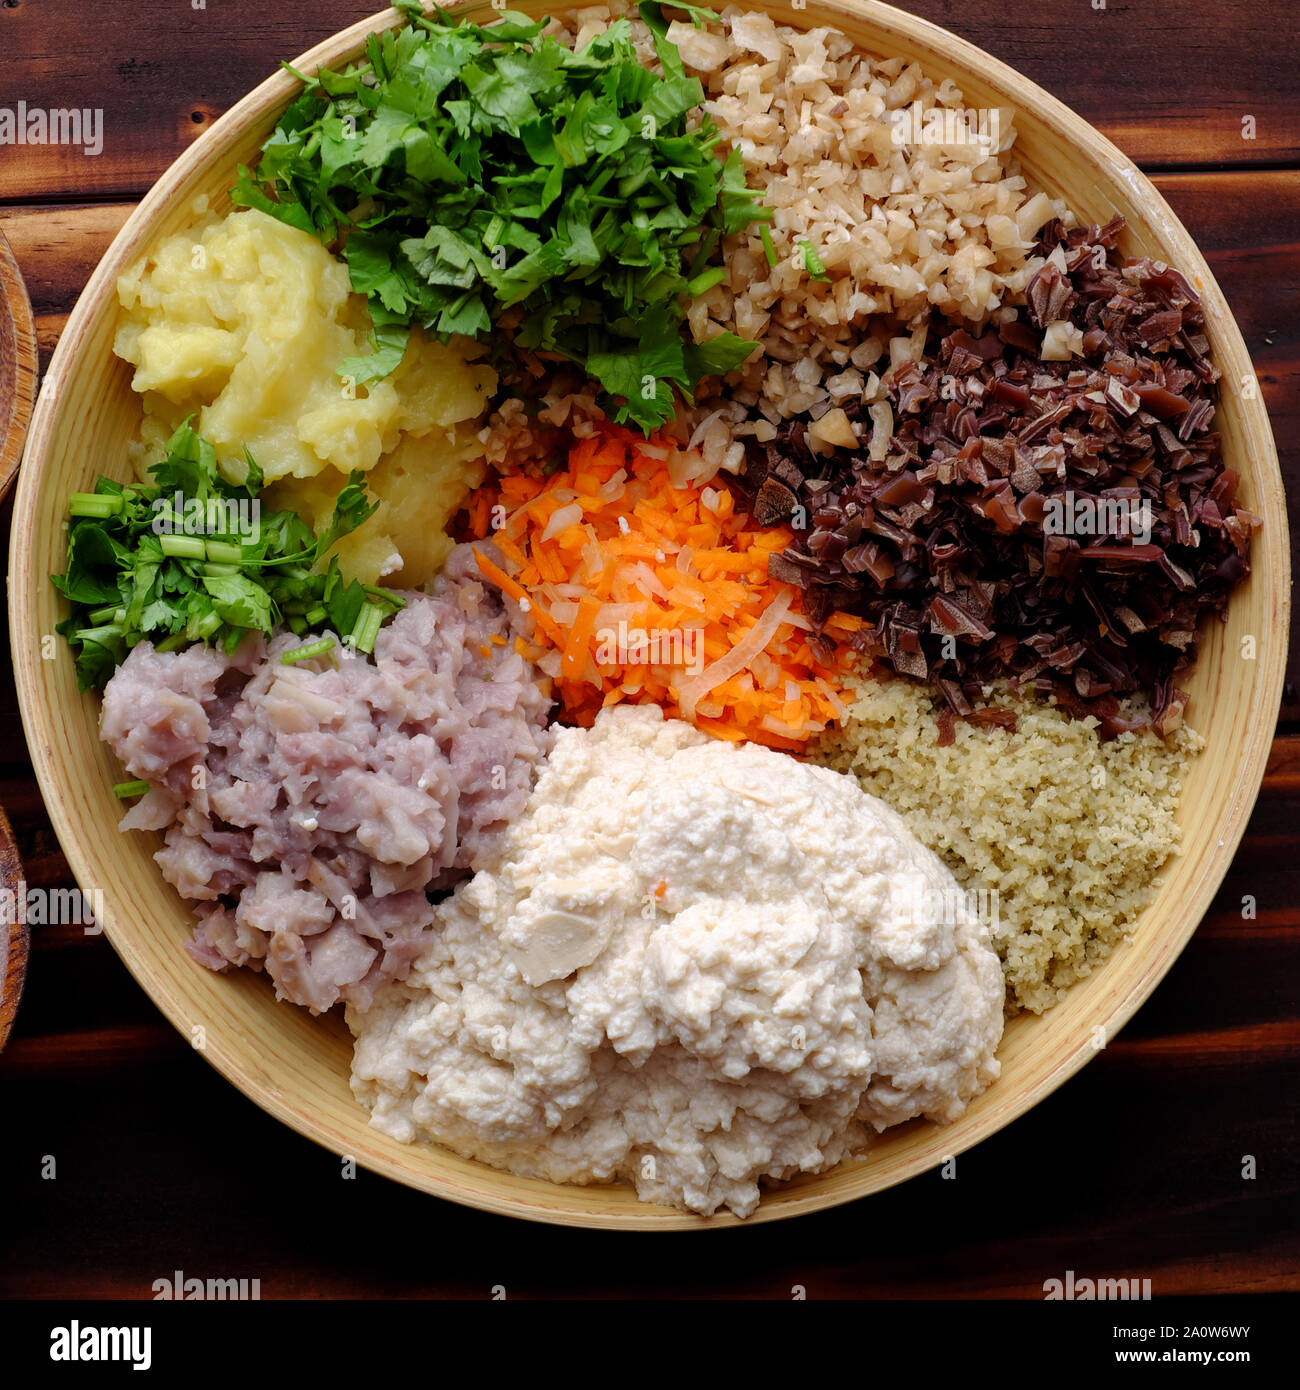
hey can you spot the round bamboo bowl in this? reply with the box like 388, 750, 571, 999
7, 1, 1290, 1228
1, 228, 38, 501
0, 805, 29, 1054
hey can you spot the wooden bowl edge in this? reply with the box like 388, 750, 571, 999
0, 228, 39, 503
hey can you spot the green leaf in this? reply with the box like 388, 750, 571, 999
230, 165, 318, 235
637, 2, 686, 79
51, 525, 123, 606
242, 449, 265, 494
314, 470, 381, 559
50, 428, 385, 688
684, 331, 760, 380
402, 225, 494, 290
148, 420, 218, 499
201, 573, 275, 632
338, 323, 412, 387
323, 561, 369, 637
231, 5, 770, 437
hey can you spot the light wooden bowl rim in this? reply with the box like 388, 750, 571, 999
7, 0, 1291, 1228
0, 804, 28, 1054
0, 228, 38, 503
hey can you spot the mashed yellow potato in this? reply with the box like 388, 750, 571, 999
114, 204, 496, 585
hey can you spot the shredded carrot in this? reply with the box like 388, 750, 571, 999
563, 596, 601, 680
472, 548, 566, 648
468, 424, 863, 747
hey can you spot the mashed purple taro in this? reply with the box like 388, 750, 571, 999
100, 544, 553, 1013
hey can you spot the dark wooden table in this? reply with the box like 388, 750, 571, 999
0, 1, 1296, 1300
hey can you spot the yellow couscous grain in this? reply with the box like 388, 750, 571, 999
814, 675, 1203, 1013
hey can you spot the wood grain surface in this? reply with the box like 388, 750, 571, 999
0, 803, 28, 1052
0, 0, 1296, 1295
0, 229, 37, 499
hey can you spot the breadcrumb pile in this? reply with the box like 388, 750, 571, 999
816, 676, 1203, 1012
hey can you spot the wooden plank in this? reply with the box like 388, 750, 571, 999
0, 1022, 180, 1077
0, 0, 1296, 205
0, 203, 129, 316
894, 0, 1300, 169
0, 1036, 1293, 1296
0, 0, 381, 202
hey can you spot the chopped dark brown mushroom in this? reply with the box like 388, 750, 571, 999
735, 216, 1257, 736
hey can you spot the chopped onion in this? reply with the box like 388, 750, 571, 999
598, 468, 628, 500
868, 401, 893, 461
815, 676, 848, 721
687, 409, 724, 452
808, 407, 858, 450
628, 562, 669, 600
541, 502, 583, 542
667, 446, 705, 489
595, 603, 639, 627
761, 712, 824, 738
750, 653, 779, 690
677, 588, 793, 720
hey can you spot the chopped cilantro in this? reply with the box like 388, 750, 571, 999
799, 239, 829, 282
760, 224, 778, 268
51, 421, 400, 691
232, 2, 770, 432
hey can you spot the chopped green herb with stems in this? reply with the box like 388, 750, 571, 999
113, 780, 152, 799
159, 534, 207, 560
799, 239, 829, 282
686, 266, 727, 297
70, 493, 123, 520
51, 421, 404, 691
347, 602, 384, 656
232, 2, 770, 433
281, 636, 337, 665
760, 224, 778, 268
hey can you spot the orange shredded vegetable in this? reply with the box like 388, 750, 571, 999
470, 425, 865, 748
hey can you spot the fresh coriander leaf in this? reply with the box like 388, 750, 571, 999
323, 564, 369, 637
235, 7, 769, 432
202, 573, 276, 633
51, 525, 125, 606
51, 430, 385, 688
314, 469, 381, 559
231, 165, 319, 235
242, 449, 264, 494
684, 331, 761, 380
338, 322, 412, 387
149, 420, 217, 499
